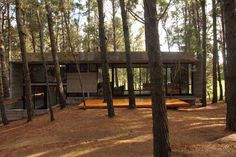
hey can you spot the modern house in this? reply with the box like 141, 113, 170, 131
9, 51, 202, 110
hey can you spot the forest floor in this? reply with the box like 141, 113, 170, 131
0, 102, 236, 157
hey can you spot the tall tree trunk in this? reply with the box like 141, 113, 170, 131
144, 0, 171, 156
217, 54, 223, 101
60, 11, 66, 52
36, 10, 55, 122
0, 8, 8, 125
212, 0, 218, 103
97, 0, 115, 117
192, 0, 201, 58
7, 3, 11, 62
61, 0, 86, 108
45, 0, 67, 109
112, 0, 117, 53
200, 0, 207, 106
220, 1, 227, 101
111, 0, 119, 87
119, 0, 136, 109
29, 11, 36, 53
15, 0, 33, 121
30, 30, 36, 53
0, 68, 8, 125
1, 7, 10, 98
87, 0, 91, 52
223, 0, 236, 131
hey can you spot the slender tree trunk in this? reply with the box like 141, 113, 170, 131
217, 55, 223, 101
36, 10, 55, 122
112, 0, 117, 53
60, 12, 66, 52
0, 70, 8, 125
144, 0, 171, 156
200, 0, 207, 106
220, 1, 227, 101
192, 0, 201, 58
61, 0, 86, 108
213, 0, 223, 101
1, 7, 10, 98
15, 0, 33, 121
87, 0, 91, 52
29, 12, 36, 54
212, 0, 218, 103
97, 0, 115, 117
223, 0, 236, 131
0, 8, 8, 125
7, 3, 11, 62
45, 0, 67, 109
111, 0, 119, 87
119, 0, 136, 109
162, 23, 171, 52
30, 30, 36, 53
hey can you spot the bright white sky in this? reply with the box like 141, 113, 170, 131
76, 0, 178, 52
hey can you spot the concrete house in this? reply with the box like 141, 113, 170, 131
9, 51, 202, 110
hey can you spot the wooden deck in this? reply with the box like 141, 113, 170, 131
78, 98, 190, 109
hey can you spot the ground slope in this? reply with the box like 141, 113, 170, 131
0, 102, 236, 157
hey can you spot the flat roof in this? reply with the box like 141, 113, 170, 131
11, 51, 198, 64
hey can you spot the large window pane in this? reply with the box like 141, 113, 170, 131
140, 68, 150, 95
165, 63, 193, 95
47, 65, 67, 83
166, 64, 181, 95
113, 68, 127, 96
32, 86, 46, 109
30, 65, 45, 83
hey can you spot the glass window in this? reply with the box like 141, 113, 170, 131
140, 67, 151, 95
113, 68, 127, 96
89, 64, 98, 72
32, 86, 46, 109
80, 64, 88, 72
166, 64, 181, 95
67, 64, 78, 73
49, 86, 58, 106
165, 64, 192, 95
30, 65, 45, 83
47, 65, 67, 83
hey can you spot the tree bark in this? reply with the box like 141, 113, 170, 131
0, 8, 8, 125
111, 0, 119, 87
1, 6, 10, 98
144, 0, 171, 156
87, 0, 91, 52
217, 53, 223, 101
97, 0, 115, 117
119, 0, 136, 109
220, 1, 227, 101
200, 0, 207, 106
36, 10, 55, 122
112, 0, 117, 53
15, 0, 33, 121
29, 11, 36, 54
45, 0, 67, 109
30, 30, 36, 53
212, 0, 218, 103
223, 0, 236, 131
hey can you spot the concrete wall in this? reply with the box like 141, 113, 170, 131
67, 72, 97, 93
10, 63, 23, 99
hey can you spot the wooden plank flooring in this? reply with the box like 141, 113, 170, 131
78, 98, 190, 109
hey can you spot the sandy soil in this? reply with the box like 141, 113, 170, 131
0, 102, 236, 157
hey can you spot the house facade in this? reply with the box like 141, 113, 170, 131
9, 52, 202, 109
